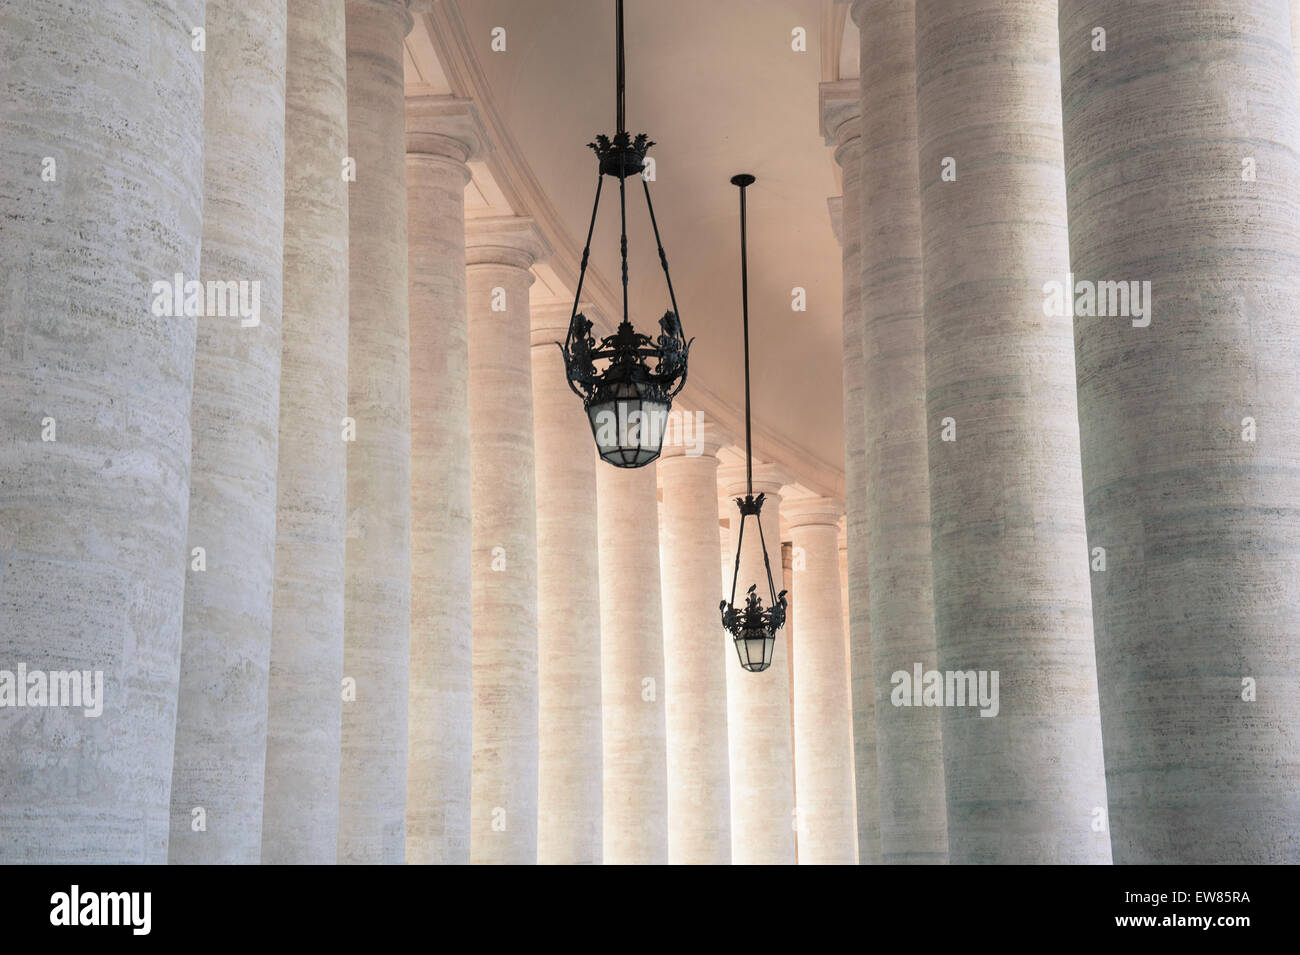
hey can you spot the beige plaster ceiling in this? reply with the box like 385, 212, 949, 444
407, 0, 859, 497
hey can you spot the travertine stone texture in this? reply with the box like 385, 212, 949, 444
1294, 0, 1300, 97
261, 0, 349, 866
0, 0, 205, 864
658, 421, 732, 864
787, 499, 857, 865
597, 461, 668, 864
853, 0, 948, 865
406, 95, 483, 866
720, 464, 796, 865
822, 84, 881, 865
532, 302, 603, 865
168, 0, 286, 866
838, 527, 859, 860
1061, 0, 1300, 863
339, 0, 413, 865
782, 539, 797, 851
466, 217, 548, 865
915, 0, 1110, 864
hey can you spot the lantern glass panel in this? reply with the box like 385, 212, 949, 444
587, 381, 669, 468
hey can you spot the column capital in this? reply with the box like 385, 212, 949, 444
783, 495, 845, 530
466, 216, 551, 272
819, 79, 861, 158
406, 95, 488, 169
530, 299, 593, 345
718, 462, 794, 499
347, 0, 415, 37
660, 412, 732, 461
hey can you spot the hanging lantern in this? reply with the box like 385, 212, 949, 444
719, 174, 787, 673
558, 0, 692, 468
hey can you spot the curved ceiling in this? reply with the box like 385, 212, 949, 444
409, 0, 853, 492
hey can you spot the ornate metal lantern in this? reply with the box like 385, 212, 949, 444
558, 0, 691, 468
720, 174, 787, 673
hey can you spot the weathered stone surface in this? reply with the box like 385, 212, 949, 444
915, 0, 1110, 864
853, 0, 948, 865
261, 0, 349, 866
787, 498, 856, 864
597, 460, 668, 864
169, 0, 286, 866
533, 302, 603, 865
0, 0, 206, 864
405, 94, 483, 866
466, 216, 547, 865
822, 82, 881, 864
1061, 0, 1300, 863
339, 0, 413, 865
659, 421, 732, 864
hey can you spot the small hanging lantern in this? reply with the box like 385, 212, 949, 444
719, 174, 787, 673
558, 0, 692, 468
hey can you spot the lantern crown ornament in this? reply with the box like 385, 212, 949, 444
558, 0, 692, 468
719, 174, 788, 674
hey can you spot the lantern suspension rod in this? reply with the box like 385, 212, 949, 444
642, 179, 680, 327
616, 0, 626, 134
568, 174, 604, 338
732, 173, 756, 495
619, 155, 629, 325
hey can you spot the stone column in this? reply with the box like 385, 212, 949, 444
532, 301, 603, 865
787, 498, 857, 864
839, 523, 859, 862
0, 0, 205, 864
1060, 0, 1300, 863
1294, 1, 1300, 98
853, 0, 948, 865
339, 0, 413, 865
466, 216, 548, 865
597, 460, 668, 864
915, 0, 1110, 864
405, 95, 484, 865
168, 0, 286, 865
822, 82, 881, 865
658, 418, 732, 864
261, 0, 349, 865
782, 539, 797, 841
720, 463, 796, 864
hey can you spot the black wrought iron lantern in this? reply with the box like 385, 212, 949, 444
720, 174, 787, 673
559, 0, 691, 468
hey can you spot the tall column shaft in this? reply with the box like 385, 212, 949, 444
0, 0, 205, 863
721, 465, 796, 864
533, 304, 603, 865
1293, 0, 1300, 97
823, 86, 881, 865
597, 462, 668, 864
339, 0, 413, 864
466, 217, 547, 865
405, 95, 483, 865
838, 527, 859, 861
168, 0, 286, 866
659, 422, 731, 864
1061, 0, 1300, 863
853, 0, 948, 864
915, 0, 1110, 863
262, 0, 349, 865
788, 499, 857, 864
